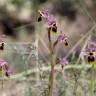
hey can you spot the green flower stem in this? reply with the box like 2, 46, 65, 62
1, 68, 4, 89
91, 64, 95, 96
48, 28, 54, 96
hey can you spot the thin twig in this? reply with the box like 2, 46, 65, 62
76, 35, 91, 64
0, 64, 94, 80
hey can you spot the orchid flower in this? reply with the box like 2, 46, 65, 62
81, 46, 96, 64
0, 58, 12, 77
57, 31, 66, 43
53, 31, 68, 49
38, 9, 57, 32
58, 58, 68, 65
56, 57, 68, 69
87, 47, 96, 64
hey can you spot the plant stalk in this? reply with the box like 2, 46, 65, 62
48, 28, 54, 96
91, 64, 95, 96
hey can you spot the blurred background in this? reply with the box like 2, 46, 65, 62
0, 0, 96, 96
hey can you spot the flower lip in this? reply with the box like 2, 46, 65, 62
38, 16, 42, 22
52, 23, 57, 32
88, 55, 95, 63
0, 42, 4, 50
89, 52, 93, 56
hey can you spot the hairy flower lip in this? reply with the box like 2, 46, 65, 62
37, 16, 42, 22
0, 42, 4, 50
88, 55, 95, 63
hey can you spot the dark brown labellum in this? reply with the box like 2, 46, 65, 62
52, 26, 57, 33
88, 55, 95, 63
5, 72, 9, 77
38, 16, 42, 22
0, 43, 4, 50
89, 52, 93, 56
64, 40, 68, 46
52, 23, 57, 32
